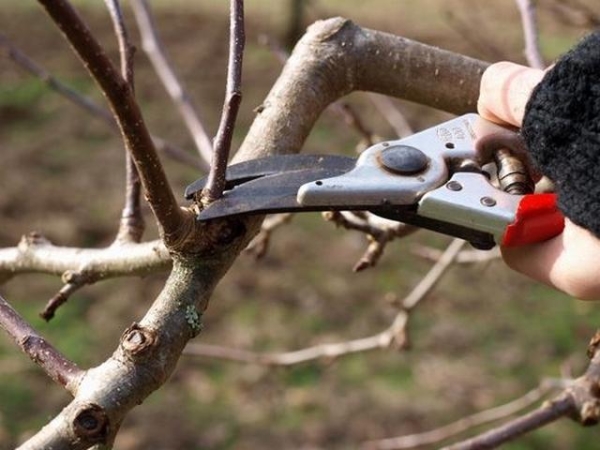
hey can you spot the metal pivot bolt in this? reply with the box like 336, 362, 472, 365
379, 145, 429, 175
480, 196, 497, 207
446, 181, 463, 191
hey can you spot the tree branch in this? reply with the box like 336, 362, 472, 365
185, 238, 465, 365
17, 16, 491, 447
130, 0, 213, 166
365, 379, 568, 449
37, 0, 187, 247
104, 0, 146, 245
0, 233, 170, 283
443, 395, 576, 450
0, 294, 82, 394
203, 0, 246, 202
236, 18, 487, 163
41, 270, 101, 321
1, 33, 200, 169
367, 93, 414, 138
444, 331, 600, 449
245, 213, 294, 259
515, 0, 545, 69
18, 244, 253, 449
324, 211, 418, 272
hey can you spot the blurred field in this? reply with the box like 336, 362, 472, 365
0, 1, 599, 449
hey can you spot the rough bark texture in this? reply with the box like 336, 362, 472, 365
237, 17, 487, 161
18, 17, 487, 449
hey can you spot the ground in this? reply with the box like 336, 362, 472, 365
0, 1, 599, 449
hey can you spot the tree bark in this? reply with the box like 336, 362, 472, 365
19, 17, 488, 449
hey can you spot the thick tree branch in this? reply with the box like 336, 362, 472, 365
37, 0, 186, 247
0, 294, 82, 394
18, 16, 491, 448
18, 242, 252, 449
237, 18, 487, 162
0, 233, 170, 283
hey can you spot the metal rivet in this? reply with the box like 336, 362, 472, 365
446, 181, 462, 191
481, 196, 496, 207
379, 145, 429, 175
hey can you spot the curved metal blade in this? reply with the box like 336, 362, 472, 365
196, 164, 356, 221
185, 154, 355, 200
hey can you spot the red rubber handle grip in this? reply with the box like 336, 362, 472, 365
501, 193, 564, 247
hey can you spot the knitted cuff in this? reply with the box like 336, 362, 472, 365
521, 30, 600, 237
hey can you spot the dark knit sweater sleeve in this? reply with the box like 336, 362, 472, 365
521, 30, 600, 237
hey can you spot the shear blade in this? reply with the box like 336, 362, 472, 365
184, 154, 355, 200
196, 164, 356, 221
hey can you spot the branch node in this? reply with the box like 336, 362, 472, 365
41, 271, 98, 321
579, 400, 600, 426
18, 231, 49, 250
587, 330, 600, 359
73, 403, 109, 443
121, 322, 157, 358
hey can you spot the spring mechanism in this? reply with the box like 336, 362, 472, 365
493, 149, 534, 195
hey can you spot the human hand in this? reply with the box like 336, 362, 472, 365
478, 62, 600, 301
478, 61, 545, 127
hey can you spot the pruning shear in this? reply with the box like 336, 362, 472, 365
185, 114, 564, 250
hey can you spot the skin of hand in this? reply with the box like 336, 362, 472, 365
478, 62, 600, 300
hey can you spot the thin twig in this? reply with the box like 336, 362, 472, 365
1, 33, 200, 168
515, 0, 545, 69
41, 283, 83, 322
444, 10, 507, 60
442, 334, 600, 449
443, 395, 575, 450
365, 379, 568, 449
403, 238, 465, 310
543, 0, 600, 28
367, 93, 414, 138
185, 323, 407, 366
328, 101, 376, 148
324, 211, 418, 272
0, 294, 82, 393
245, 213, 294, 259
40, 269, 99, 321
412, 244, 501, 264
105, 0, 135, 87
105, 0, 146, 244
130, 0, 214, 164
0, 32, 112, 122
186, 238, 463, 365
37, 0, 186, 247
203, 0, 245, 202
